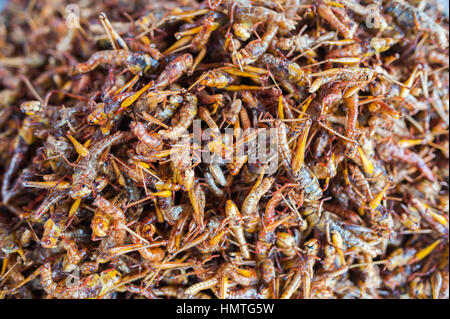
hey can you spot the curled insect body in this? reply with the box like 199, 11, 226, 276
275, 120, 323, 202
70, 132, 125, 198
241, 91, 259, 109
204, 171, 225, 197
130, 121, 163, 151
158, 94, 197, 139
40, 263, 121, 299
98, 219, 128, 263
317, 4, 355, 39
299, 168, 323, 203
208, 164, 228, 188
130, 224, 165, 262
236, 24, 279, 65
185, 277, 219, 297
91, 210, 111, 238
235, 6, 297, 31
276, 232, 297, 258
224, 98, 242, 125
134, 90, 178, 116
185, 263, 231, 297
241, 176, 274, 233
275, 31, 337, 54
377, 139, 435, 181
327, 37, 398, 61
226, 144, 248, 177
154, 54, 193, 89
61, 235, 87, 272
93, 195, 126, 221
225, 200, 250, 259
73, 50, 158, 75
199, 107, 221, 139
260, 53, 308, 85
148, 94, 184, 124
311, 147, 338, 180
309, 67, 377, 93
256, 183, 298, 257
197, 69, 235, 89
228, 266, 259, 287
197, 90, 225, 110
40, 200, 71, 248
232, 22, 252, 41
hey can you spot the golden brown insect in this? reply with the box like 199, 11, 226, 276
87, 75, 152, 126
70, 132, 125, 198
241, 176, 274, 232
224, 98, 242, 125
130, 121, 163, 151
281, 238, 320, 299
204, 171, 225, 197
235, 6, 297, 31
236, 24, 279, 65
155, 54, 194, 89
196, 69, 235, 89
61, 235, 87, 272
308, 67, 377, 93
130, 223, 165, 262
91, 210, 111, 238
317, 4, 355, 39
377, 138, 435, 181
73, 50, 158, 75
344, 93, 359, 157
260, 53, 308, 85
158, 94, 197, 139
256, 183, 299, 257
225, 200, 250, 259
40, 263, 121, 299
275, 120, 323, 202
275, 31, 337, 54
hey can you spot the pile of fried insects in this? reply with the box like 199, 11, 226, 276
0, 0, 448, 299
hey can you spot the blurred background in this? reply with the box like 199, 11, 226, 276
0, 0, 449, 15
